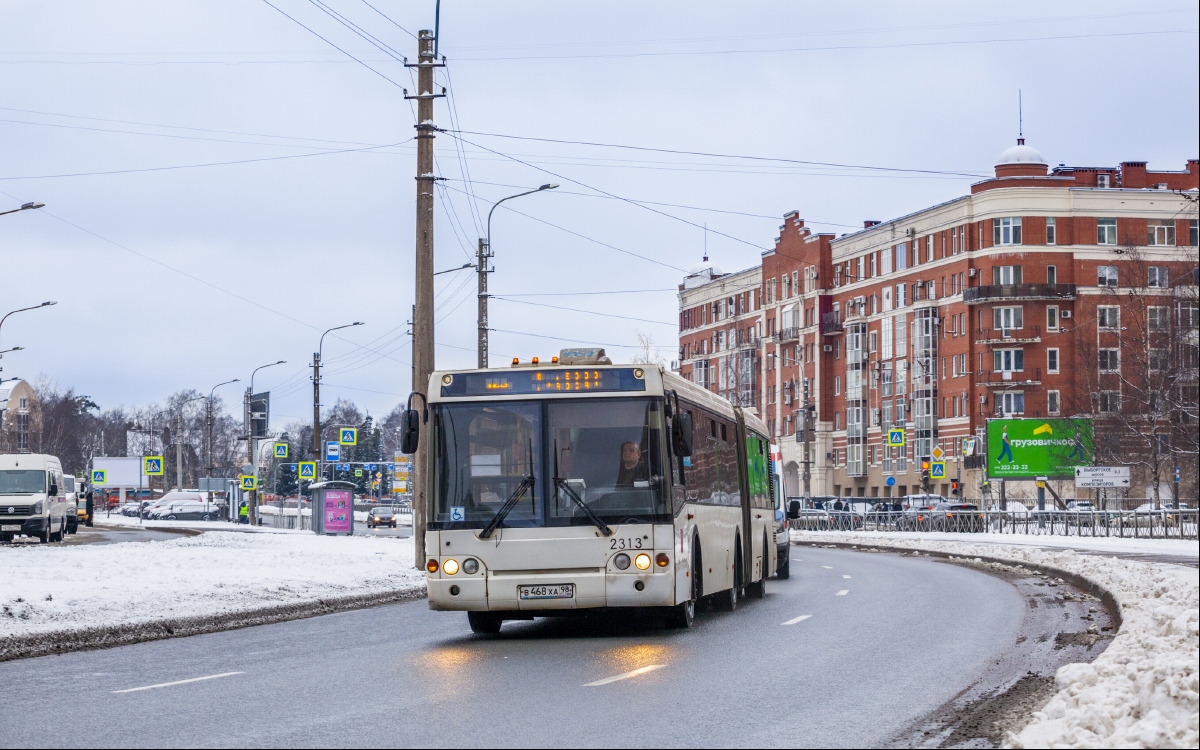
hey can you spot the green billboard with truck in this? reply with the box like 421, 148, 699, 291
986, 418, 1093, 478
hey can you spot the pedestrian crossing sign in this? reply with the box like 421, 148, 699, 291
91, 469, 106, 484
143, 456, 164, 476
274, 443, 289, 459
339, 428, 357, 446
240, 475, 257, 491
354, 468, 363, 477
887, 429, 905, 447
930, 461, 946, 480
298, 461, 316, 480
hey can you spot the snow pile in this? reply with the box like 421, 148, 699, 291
793, 530, 1199, 748
1, 532, 424, 640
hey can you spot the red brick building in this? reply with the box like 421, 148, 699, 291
679, 142, 1199, 503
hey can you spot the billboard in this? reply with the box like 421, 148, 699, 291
322, 489, 353, 534
92, 457, 146, 488
986, 418, 1093, 479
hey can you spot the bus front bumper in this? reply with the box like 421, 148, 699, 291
428, 567, 675, 612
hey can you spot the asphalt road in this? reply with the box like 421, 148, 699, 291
0, 547, 1028, 748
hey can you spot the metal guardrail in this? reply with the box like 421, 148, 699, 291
791, 509, 1198, 539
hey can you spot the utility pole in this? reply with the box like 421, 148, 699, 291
312, 353, 321, 463
175, 412, 183, 491
801, 378, 812, 500
477, 237, 489, 368
405, 30, 444, 570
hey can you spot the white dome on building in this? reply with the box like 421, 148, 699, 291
686, 260, 724, 276
996, 139, 1047, 167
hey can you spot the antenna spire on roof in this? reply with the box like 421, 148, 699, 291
1018, 90, 1024, 145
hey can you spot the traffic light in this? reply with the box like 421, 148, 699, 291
950, 478, 960, 496
920, 460, 932, 492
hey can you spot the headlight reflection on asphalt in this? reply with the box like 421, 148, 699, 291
598, 644, 672, 676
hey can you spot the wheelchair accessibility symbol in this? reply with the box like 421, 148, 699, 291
450, 506, 465, 522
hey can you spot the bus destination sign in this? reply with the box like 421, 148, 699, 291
440, 368, 647, 397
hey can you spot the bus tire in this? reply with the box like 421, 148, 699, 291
667, 552, 700, 629
715, 583, 737, 612
468, 611, 502, 635
746, 534, 767, 599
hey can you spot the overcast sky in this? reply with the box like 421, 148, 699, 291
1, 0, 1196, 425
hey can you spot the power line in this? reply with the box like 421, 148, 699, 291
355, 0, 419, 40
303, 0, 406, 62
498, 288, 676, 297
443, 129, 986, 178
0, 139, 412, 181
491, 296, 676, 326
491, 328, 647, 350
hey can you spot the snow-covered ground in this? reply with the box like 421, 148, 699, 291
794, 530, 1199, 749
796, 529, 1198, 561
1, 531, 424, 643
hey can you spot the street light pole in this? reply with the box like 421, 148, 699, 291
206, 378, 240, 513
0, 201, 44, 218
179, 395, 205, 491
245, 360, 285, 525
478, 184, 558, 368
313, 323, 363, 473
0, 301, 56, 347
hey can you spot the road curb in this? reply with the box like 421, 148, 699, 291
793, 539, 1124, 631
0, 586, 426, 663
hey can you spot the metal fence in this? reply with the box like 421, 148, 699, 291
791, 509, 1199, 539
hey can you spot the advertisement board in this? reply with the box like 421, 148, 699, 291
92, 457, 145, 488
986, 418, 1093, 479
322, 489, 353, 534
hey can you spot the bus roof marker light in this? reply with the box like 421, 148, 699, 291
442, 374, 453, 385
633, 368, 644, 379
512, 357, 519, 366
532, 356, 539, 365
551, 356, 559, 364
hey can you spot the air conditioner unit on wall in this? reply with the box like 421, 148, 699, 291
823, 345, 833, 352
1061, 310, 1072, 319
967, 268, 977, 277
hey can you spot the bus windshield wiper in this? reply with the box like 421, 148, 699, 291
554, 478, 612, 536
478, 475, 533, 539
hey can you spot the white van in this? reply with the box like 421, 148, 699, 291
0, 454, 71, 543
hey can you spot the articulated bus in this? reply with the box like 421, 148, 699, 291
405, 348, 778, 633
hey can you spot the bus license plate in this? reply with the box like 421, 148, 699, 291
518, 584, 575, 600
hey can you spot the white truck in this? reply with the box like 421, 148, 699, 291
0, 453, 71, 543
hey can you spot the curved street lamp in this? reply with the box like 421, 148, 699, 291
0, 202, 44, 218
313, 323, 364, 461
205, 378, 240, 506
0, 301, 56, 346
479, 184, 558, 367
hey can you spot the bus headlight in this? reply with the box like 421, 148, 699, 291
442, 558, 460, 576
462, 558, 479, 575
614, 553, 631, 570
633, 553, 651, 570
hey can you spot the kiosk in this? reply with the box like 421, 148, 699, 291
310, 480, 356, 536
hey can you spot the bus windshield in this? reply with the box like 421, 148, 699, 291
431, 397, 668, 530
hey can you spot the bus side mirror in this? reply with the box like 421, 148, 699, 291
400, 409, 421, 454
672, 412, 693, 457
787, 499, 801, 520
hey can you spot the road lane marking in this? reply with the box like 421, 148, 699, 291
112, 672, 244, 694
584, 664, 665, 686
782, 615, 812, 626
836, 589, 849, 596
843, 575, 852, 579
821, 566, 833, 569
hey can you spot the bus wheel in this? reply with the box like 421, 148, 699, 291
746, 536, 767, 598
715, 584, 737, 612
667, 554, 699, 629
468, 611, 502, 635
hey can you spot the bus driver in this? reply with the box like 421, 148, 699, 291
616, 441, 649, 487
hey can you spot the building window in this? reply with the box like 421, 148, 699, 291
1097, 218, 1118, 245
869, 330, 878, 353
1098, 349, 1120, 373
1047, 348, 1060, 373
1149, 349, 1169, 372
993, 217, 1022, 245
895, 243, 908, 271
1148, 222, 1176, 247
1098, 306, 1119, 329
1046, 265, 1057, 285
993, 306, 1024, 330
1046, 217, 1056, 245
1047, 305, 1059, 331
895, 284, 907, 307
834, 412, 842, 431
926, 235, 934, 262
1147, 266, 1169, 288
1097, 265, 1118, 287
993, 265, 1022, 285
834, 376, 841, 396
1179, 303, 1199, 329
1148, 306, 1169, 331
1099, 390, 1120, 413
999, 392, 1025, 416
1191, 220, 1198, 247
994, 349, 1025, 372
1048, 390, 1060, 415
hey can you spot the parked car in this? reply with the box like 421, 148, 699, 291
930, 503, 985, 532
792, 508, 832, 530
144, 492, 213, 520
367, 506, 398, 529
149, 501, 220, 521
898, 505, 936, 531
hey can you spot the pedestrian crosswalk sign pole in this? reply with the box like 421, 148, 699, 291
240, 475, 256, 491
91, 469, 106, 485
143, 456, 164, 476
887, 429, 905, 447
931, 461, 946, 480
274, 443, 289, 459
298, 462, 316, 480
339, 428, 357, 446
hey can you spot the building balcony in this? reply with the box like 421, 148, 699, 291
975, 368, 1042, 386
775, 326, 801, 343
822, 311, 843, 335
974, 326, 1043, 345
963, 283, 1077, 304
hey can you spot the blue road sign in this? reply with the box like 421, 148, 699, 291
288, 464, 297, 471
367, 463, 377, 471
274, 443, 289, 459
298, 462, 316, 480
325, 442, 340, 462
339, 428, 357, 446
387, 463, 395, 471
931, 461, 947, 480
887, 429, 905, 447
886, 476, 896, 487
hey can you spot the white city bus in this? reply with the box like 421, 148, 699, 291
406, 348, 777, 633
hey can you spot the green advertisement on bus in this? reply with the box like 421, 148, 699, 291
986, 418, 1093, 478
